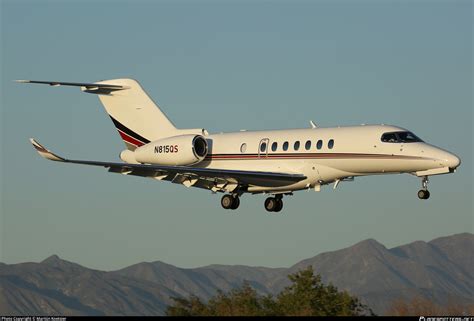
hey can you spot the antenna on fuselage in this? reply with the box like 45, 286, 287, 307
309, 120, 318, 129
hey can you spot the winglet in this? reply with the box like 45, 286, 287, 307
30, 138, 66, 162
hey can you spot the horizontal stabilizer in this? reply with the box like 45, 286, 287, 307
16, 80, 128, 94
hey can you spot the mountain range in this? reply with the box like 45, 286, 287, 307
1, 233, 472, 315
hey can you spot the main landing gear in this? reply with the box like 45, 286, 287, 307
221, 194, 240, 210
221, 194, 284, 212
264, 195, 283, 213
417, 176, 430, 200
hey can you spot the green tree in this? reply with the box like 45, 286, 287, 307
206, 282, 274, 316
166, 295, 210, 316
275, 266, 370, 316
167, 281, 274, 316
165, 266, 372, 316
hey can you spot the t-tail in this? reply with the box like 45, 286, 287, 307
16, 78, 206, 150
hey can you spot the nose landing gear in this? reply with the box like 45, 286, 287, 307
418, 176, 430, 200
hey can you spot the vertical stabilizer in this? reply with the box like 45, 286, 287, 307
95, 78, 177, 150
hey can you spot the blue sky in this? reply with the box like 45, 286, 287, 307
1, 0, 472, 271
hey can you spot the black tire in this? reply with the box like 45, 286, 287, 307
424, 190, 430, 199
417, 190, 425, 199
418, 190, 430, 200
264, 197, 277, 212
231, 196, 240, 210
273, 199, 283, 212
221, 195, 234, 209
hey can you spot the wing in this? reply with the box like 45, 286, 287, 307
30, 139, 306, 192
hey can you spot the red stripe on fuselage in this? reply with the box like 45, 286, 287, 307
205, 153, 424, 160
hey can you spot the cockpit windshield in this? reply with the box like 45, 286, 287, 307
381, 131, 423, 143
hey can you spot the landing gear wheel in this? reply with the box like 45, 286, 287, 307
221, 194, 234, 209
230, 196, 240, 210
418, 176, 431, 200
264, 197, 278, 212
264, 197, 283, 212
273, 199, 283, 212
417, 189, 430, 200
221, 194, 240, 210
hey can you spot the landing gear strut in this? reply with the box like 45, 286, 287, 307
221, 194, 240, 210
417, 176, 430, 200
264, 195, 283, 212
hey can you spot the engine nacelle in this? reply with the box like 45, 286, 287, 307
120, 149, 140, 164
134, 134, 208, 166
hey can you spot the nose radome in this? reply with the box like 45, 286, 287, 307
445, 153, 461, 169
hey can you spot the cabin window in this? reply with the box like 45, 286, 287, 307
305, 140, 311, 150
240, 143, 247, 153
260, 142, 267, 153
316, 140, 323, 150
283, 141, 289, 151
294, 141, 300, 151
271, 142, 278, 152
328, 139, 334, 149
381, 131, 423, 143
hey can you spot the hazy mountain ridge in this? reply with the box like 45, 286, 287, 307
285, 234, 473, 312
0, 256, 178, 315
1, 233, 472, 315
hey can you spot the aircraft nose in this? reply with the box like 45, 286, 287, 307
444, 152, 461, 169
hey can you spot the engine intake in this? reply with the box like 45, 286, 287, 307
134, 134, 208, 166
193, 135, 208, 158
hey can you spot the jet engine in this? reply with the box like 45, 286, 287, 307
119, 149, 140, 164
134, 134, 208, 166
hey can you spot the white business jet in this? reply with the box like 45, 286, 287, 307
19, 79, 461, 212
